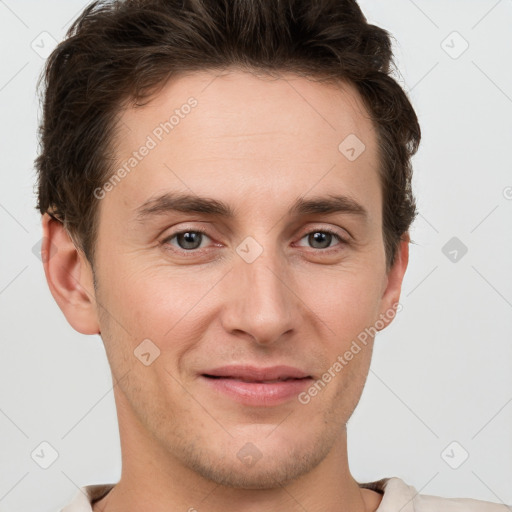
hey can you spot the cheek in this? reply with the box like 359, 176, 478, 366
295, 266, 381, 339
100, 262, 194, 326
98, 264, 221, 369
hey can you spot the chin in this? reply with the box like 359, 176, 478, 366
176, 429, 332, 490
191, 456, 318, 489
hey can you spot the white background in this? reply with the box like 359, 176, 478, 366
0, 1, 511, 511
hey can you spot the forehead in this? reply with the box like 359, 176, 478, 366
107, 69, 381, 225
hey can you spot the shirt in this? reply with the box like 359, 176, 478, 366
60, 476, 510, 511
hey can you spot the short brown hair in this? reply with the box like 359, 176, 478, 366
35, 0, 420, 272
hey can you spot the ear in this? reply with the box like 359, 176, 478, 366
40, 213, 100, 335
376, 232, 410, 331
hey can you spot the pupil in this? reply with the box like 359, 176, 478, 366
309, 232, 331, 249
178, 232, 201, 250
175, 231, 333, 250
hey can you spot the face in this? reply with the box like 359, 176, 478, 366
87, 69, 406, 488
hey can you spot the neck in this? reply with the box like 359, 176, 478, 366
93, 386, 382, 512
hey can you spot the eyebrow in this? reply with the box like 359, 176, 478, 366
134, 192, 369, 223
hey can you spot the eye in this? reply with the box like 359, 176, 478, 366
161, 226, 348, 256
296, 228, 347, 250
163, 229, 212, 251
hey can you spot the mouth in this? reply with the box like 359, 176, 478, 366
199, 366, 313, 406
201, 364, 312, 381
202, 375, 309, 384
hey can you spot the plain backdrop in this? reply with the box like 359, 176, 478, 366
0, 1, 511, 511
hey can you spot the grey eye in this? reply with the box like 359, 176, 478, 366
168, 231, 209, 250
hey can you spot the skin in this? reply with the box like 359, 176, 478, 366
42, 69, 409, 512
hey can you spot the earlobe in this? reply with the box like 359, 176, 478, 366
41, 213, 100, 335
376, 233, 410, 331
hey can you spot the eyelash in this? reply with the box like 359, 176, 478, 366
160, 226, 349, 256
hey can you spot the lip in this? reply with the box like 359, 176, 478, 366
202, 365, 311, 381
200, 365, 313, 407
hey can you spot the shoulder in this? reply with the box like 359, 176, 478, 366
415, 491, 510, 512
359, 477, 510, 512
60, 483, 115, 512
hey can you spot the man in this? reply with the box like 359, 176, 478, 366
35, 0, 508, 511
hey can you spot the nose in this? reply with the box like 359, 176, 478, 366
219, 241, 300, 346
